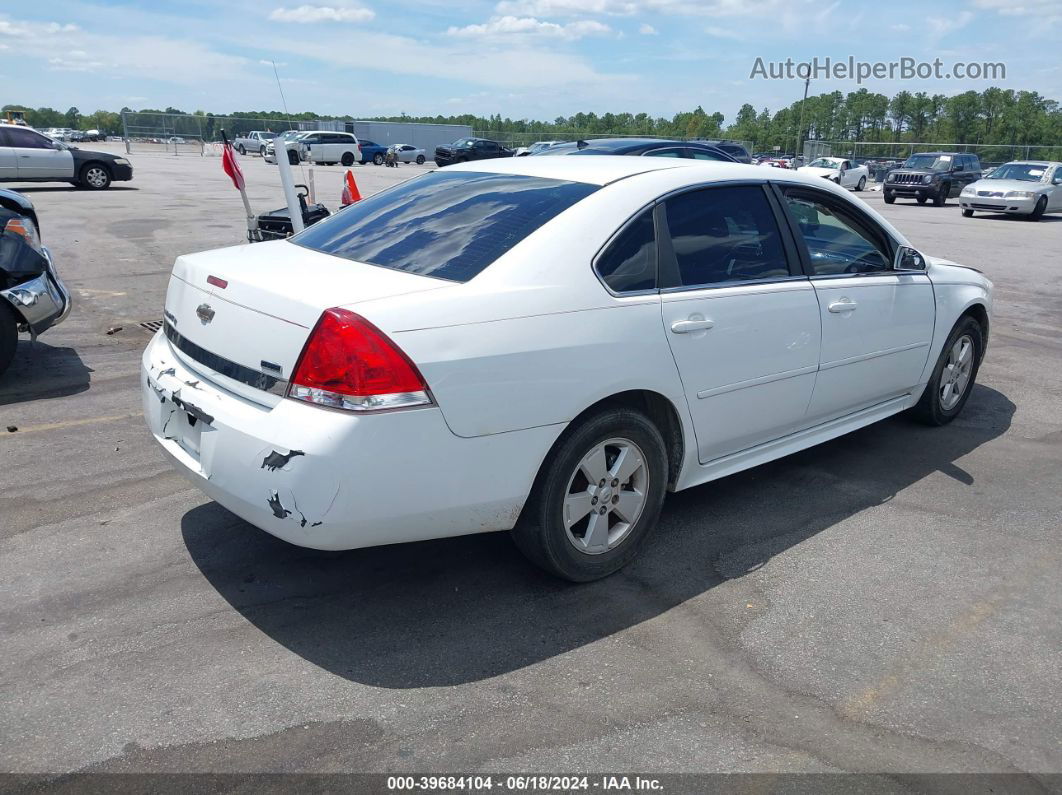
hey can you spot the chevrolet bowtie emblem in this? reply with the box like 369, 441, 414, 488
196, 303, 215, 324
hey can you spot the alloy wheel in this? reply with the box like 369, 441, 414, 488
85, 167, 108, 188
562, 438, 649, 555
940, 334, 974, 411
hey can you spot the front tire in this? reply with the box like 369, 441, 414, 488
512, 407, 668, 582
259, 146, 266, 156
884, 191, 896, 204
855, 176, 866, 191
79, 163, 111, 190
1028, 195, 1047, 221
962, 208, 974, 217
933, 184, 949, 206
0, 302, 17, 376
238, 144, 246, 156
911, 316, 984, 426
288, 150, 299, 165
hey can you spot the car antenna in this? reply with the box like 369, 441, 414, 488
576, 140, 589, 149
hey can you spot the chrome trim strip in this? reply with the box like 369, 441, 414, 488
163, 322, 289, 395
819, 341, 929, 372
696, 364, 818, 400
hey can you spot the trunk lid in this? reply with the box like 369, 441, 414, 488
163, 239, 446, 403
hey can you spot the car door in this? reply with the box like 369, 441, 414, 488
658, 184, 822, 463
777, 186, 935, 423
1049, 165, 1062, 210
3, 127, 75, 180
0, 129, 15, 179
301, 134, 323, 161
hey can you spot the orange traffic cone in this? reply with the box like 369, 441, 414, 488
341, 169, 362, 205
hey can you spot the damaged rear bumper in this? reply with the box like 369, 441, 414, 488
141, 331, 560, 551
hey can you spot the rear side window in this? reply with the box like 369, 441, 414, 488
292, 171, 598, 282
596, 209, 656, 293
663, 186, 790, 287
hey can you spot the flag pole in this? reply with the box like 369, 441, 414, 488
221, 129, 255, 234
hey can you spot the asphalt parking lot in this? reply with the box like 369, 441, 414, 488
1, 149, 1059, 784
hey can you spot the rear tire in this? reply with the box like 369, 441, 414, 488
911, 315, 984, 426
962, 208, 974, 217
512, 407, 668, 582
855, 176, 866, 191
1028, 195, 1047, 221
373, 153, 385, 166
416, 154, 426, 165
0, 302, 18, 377
341, 152, 355, 167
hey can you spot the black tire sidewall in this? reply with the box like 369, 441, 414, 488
914, 316, 984, 425
416, 155, 425, 164
80, 163, 111, 190
1029, 196, 1047, 221
515, 408, 668, 581
341, 153, 354, 166
0, 302, 18, 376
884, 192, 895, 204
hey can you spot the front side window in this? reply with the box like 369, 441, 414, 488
644, 147, 685, 158
596, 208, 656, 293
663, 186, 790, 287
690, 149, 727, 161
293, 171, 598, 282
783, 191, 890, 276
2, 128, 54, 149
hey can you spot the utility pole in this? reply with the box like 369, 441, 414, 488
797, 76, 810, 163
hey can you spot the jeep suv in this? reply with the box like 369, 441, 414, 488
434, 138, 514, 166
883, 152, 982, 206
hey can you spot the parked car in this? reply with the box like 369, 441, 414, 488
797, 156, 869, 190
142, 157, 991, 581
883, 152, 982, 206
300, 132, 363, 167
0, 126, 132, 189
232, 131, 277, 156
356, 139, 389, 166
959, 160, 1062, 221
689, 139, 752, 163
535, 138, 737, 162
514, 141, 566, 157
0, 189, 71, 375
389, 143, 427, 164
263, 131, 307, 165
434, 137, 514, 166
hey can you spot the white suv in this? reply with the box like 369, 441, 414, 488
299, 131, 363, 167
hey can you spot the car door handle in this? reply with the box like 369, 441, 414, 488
670, 318, 715, 333
828, 299, 858, 313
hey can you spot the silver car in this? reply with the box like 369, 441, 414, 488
389, 143, 427, 164
959, 161, 1062, 221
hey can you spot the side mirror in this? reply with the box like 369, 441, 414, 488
894, 245, 926, 272
1053, 175, 1062, 185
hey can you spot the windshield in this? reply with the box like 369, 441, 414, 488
985, 163, 1047, 182
292, 171, 599, 282
807, 158, 841, 169
903, 154, 952, 170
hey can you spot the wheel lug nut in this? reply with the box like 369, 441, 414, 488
599, 506, 607, 515
591, 496, 598, 505
611, 479, 619, 487
612, 495, 619, 504
599, 479, 606, 487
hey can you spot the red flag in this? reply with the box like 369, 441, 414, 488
221, 142, 245, 191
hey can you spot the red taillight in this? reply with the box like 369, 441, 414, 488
287, 308, 431, 412
207, 275, 228, 289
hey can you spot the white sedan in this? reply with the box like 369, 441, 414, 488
798, 157, 869, 190
143, 157, 992, 581
389, 143, 427, 164
959, 160, 1062, 221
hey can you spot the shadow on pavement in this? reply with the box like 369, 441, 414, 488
183, 385, 1014, 689
0, 341, 92, 405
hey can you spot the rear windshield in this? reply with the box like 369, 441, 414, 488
292, 171, 598, 282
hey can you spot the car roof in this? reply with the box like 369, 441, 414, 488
441, 154, 833, 187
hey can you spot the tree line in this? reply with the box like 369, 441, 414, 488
5, 87, 1061, 153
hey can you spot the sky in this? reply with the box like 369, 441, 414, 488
1, 0, 1059, 122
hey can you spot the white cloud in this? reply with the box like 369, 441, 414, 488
890, 23, 911, 31
638, 23, 657, 34
268, 4, 374, 23
926, 10, 974, 37
495, 0, 637, 15
496, 0, 812, 17
447, 15, 612, 40
704, 25, 743, 40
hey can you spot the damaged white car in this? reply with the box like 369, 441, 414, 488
143, 157, 992, 581
797, 157, 868, 191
